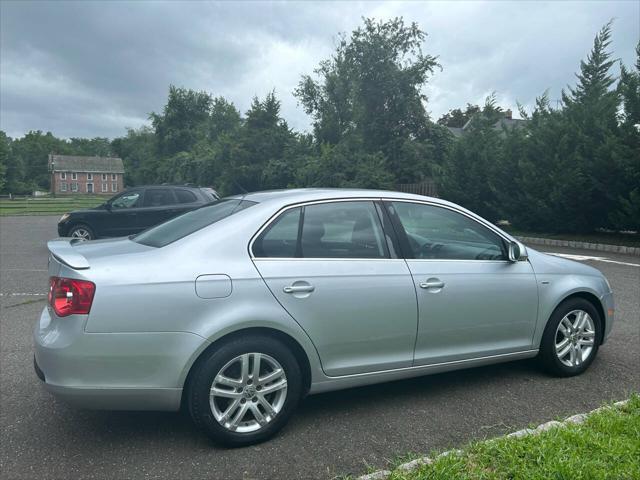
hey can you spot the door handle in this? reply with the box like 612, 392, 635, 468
283, 285, 315, 294
419, 279, 445, 289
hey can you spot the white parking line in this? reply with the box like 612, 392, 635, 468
546, 252, 640, 268
0, 293, 47, 296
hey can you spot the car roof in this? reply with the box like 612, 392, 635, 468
231, 188, 447, 206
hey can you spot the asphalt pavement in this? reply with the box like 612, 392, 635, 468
1, 215, 638, 480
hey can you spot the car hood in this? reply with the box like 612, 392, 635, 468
526, 247, 603, 277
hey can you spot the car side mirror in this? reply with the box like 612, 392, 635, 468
104, 202, 112, 211
508, 241, 528, 262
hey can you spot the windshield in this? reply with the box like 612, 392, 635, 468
133, 198, 256, 247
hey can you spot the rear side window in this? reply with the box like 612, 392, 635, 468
175, 189, 198, 204
133, 199, 256, 247
252, 201, 389, 259
143, 189, 175, 207
253, 207, 301, 258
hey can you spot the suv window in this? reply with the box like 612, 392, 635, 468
175, 189, 198, 204
111, 191, 141, 209
133, 199, 256, 248
390, 202, 506, 260
143, 188, 175, 207
253, 207, 301, 258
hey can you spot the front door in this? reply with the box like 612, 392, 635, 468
385, 201, 539, 365
252, 200, 418, 376
101, 189, 144, 237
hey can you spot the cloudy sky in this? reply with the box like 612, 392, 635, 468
1, 1, 638, 140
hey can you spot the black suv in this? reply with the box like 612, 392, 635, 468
57, 185, 219, 240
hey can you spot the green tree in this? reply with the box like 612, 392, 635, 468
437, 104, 481, 128
0, 131, 9, 193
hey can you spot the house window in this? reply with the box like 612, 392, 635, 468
111, 182, 118, 192
60, 182, 68, 192
102, 173, 107, 181
71, 172, 78, 180
111, 173, 117, 181
60, 172, 66, 180
71, 182, 78, 192
87, 183, 94, 194
87, 173, 93, 180
102, 183, 108, 192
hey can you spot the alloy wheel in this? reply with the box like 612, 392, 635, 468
70, 228, 91, 241
209, 352, 288, 433
554, 309, 596, 367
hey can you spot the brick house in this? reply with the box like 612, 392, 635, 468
48, 155, 125, 195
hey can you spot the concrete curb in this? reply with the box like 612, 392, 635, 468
356, 400, 630, 480
516, 235, 640, 256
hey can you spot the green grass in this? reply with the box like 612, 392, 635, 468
503, 228, 640, 248
0, 195, 111, 216
380, 394, 639, 480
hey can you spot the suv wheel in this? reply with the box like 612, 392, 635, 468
188, 335, 302, 447
68, 224, 95, 241
539, 298, 601, 377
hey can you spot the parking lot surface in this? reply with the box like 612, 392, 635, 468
1, 215, 638, 479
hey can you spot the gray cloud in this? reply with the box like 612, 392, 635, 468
1, 0, 638, 139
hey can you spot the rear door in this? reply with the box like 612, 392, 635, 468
252, 200, 418, 376
140, 188, 178, 229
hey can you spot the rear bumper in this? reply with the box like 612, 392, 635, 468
34, 307, 208, 411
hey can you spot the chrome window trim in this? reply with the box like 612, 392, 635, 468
249, 196, 515, 261
249, 197, 396, 260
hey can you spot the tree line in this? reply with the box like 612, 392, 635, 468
0, 18, 637, 233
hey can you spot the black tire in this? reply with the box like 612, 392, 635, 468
187, 335, 302, 447
539, 297, 601, 377
68, 223, 95, 241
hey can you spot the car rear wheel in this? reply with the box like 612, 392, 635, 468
539, 298, 601, 377
187, 335, 302, 447
68, 224, 95, 241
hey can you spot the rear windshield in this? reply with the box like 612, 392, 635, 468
133, 199, 256, 247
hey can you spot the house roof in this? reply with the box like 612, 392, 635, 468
49, 155, 125, 173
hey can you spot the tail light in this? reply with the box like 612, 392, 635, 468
48, 276, 96, 317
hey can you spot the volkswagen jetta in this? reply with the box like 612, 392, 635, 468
34, 189, 614, 446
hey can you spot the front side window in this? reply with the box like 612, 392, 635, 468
111, 192, 140, 209
390, 202, 506, 260
253, 201, 388, 259
134, 199, 256, 248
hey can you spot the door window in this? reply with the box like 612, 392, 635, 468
111, 192, 140, 209
175, 189, 198, 204
390, 202, 506, 260
143, 189, 174, 207
253, 201, 388, 259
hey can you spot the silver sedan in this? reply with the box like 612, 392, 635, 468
35, 189, 614, 446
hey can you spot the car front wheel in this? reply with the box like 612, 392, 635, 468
187, 335, 302, 447
68, 224, 95, 241
539, 297, 601, 377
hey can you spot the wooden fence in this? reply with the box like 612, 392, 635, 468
395, 179, 438, 197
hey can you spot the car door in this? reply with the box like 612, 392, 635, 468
251, 200, 418, 376
101, 189, 145, 237
171, 188, 202, 217
385, 200, 539, 366
140, 188, 179, 229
